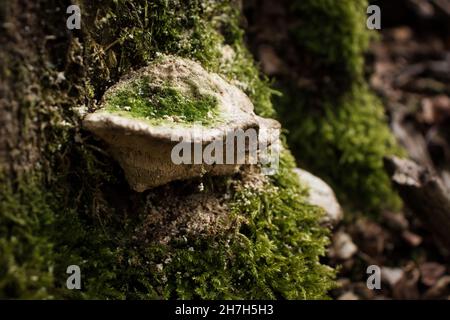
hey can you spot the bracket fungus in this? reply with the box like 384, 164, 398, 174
83, 56, 280, 192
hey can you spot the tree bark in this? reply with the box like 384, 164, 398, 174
385, 156, 450, 253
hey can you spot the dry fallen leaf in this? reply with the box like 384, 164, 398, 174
420, 262, 446, 287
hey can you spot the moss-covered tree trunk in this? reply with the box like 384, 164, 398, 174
0, 0, 335, 299
245, 0, 401, 213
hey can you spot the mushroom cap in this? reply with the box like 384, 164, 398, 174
83, 55, 280, 191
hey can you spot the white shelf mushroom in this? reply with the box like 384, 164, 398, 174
83, 55, 280, 192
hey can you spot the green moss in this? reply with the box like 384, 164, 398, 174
291, 0, 372, 84
274, 0, 401, 212
127, 152, 335, 300
0, 152, 334, 300
0, 176, 54, 299
82, 0, 275, 118
219, 15, 278, 118
104, 78, 219, 126
277, 83, 401, 211
53, 154, 334, 300
227, 152, 336, 299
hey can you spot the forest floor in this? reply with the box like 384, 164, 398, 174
330, 1, 450, 300
244, 0, 450, 299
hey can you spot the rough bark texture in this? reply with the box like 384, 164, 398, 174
385, 156, 450, 253
0, 1, 47, 175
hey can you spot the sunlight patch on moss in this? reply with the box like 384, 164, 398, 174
103, 78, 219, 126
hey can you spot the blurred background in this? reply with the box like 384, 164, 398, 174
244, 0, 450, 299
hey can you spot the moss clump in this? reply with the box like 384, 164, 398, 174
291, 0, 372, 86
227, 152, 336, 299
48, 155, 335, 300
104, 78, 219, 126
0, 176, 54, 299
82, 0, 275, 119
277, 84, 401, 211
273, 0, 402, 212
141, 152, 335, 300
217, 9, 278, 119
